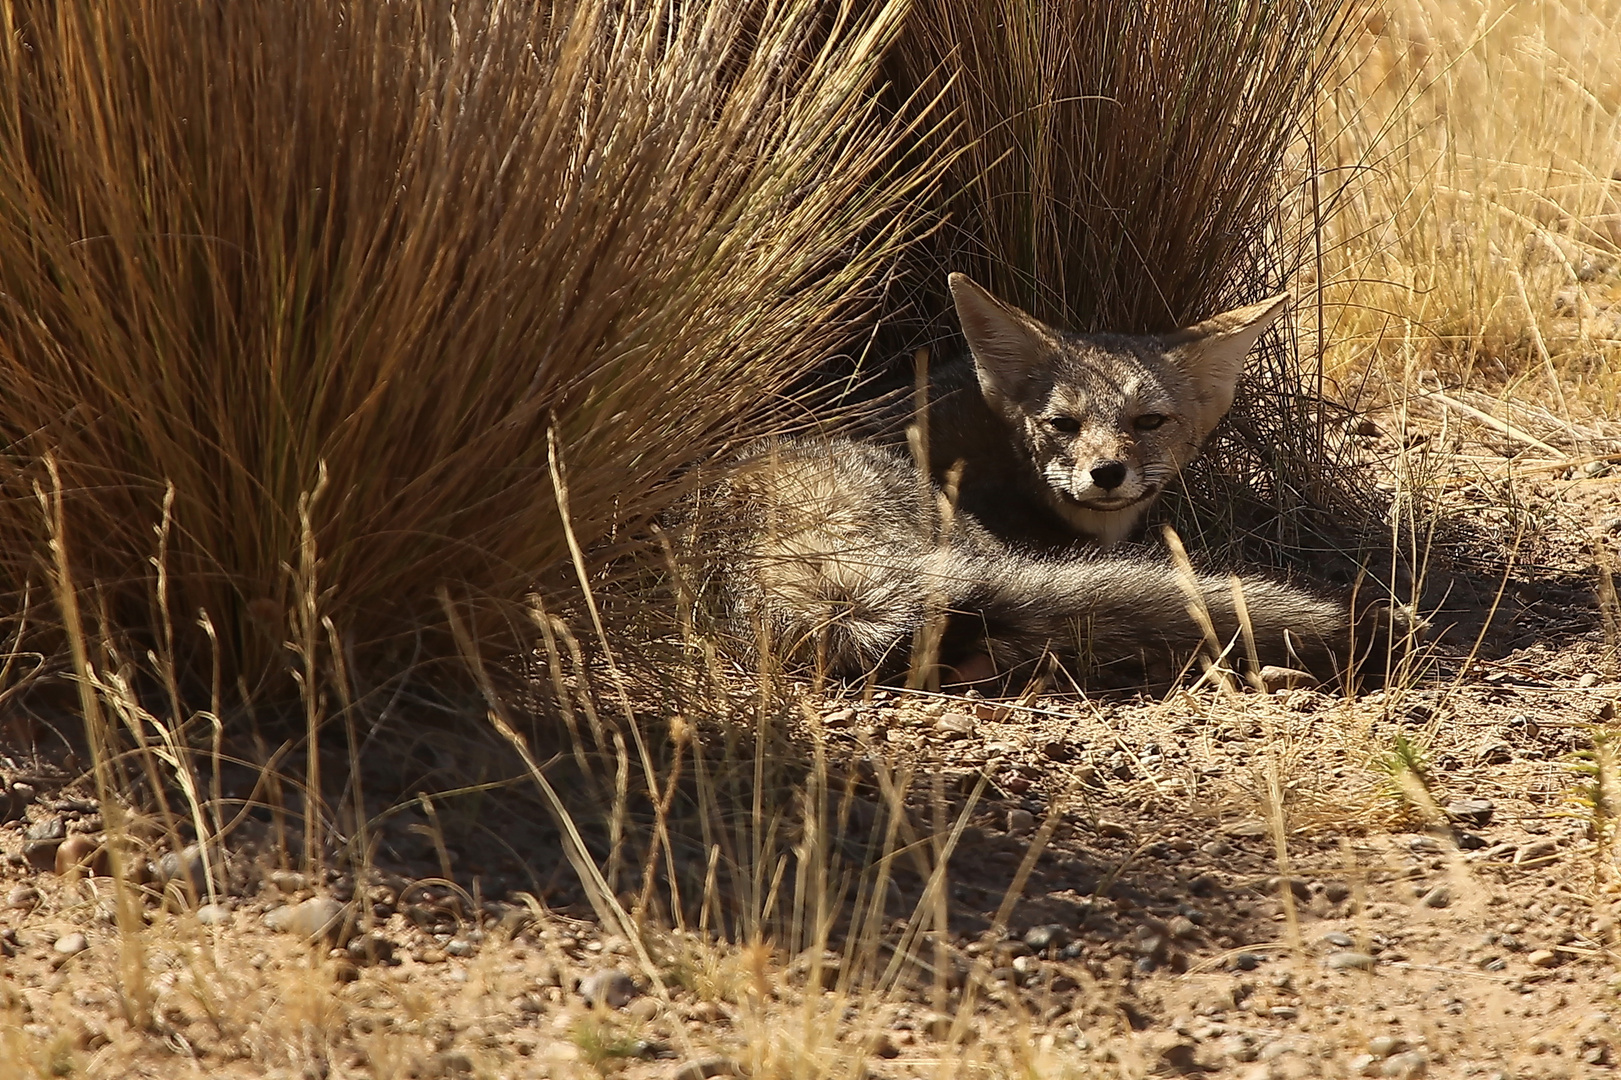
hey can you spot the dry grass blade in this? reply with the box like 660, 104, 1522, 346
892, 0, 1358, 331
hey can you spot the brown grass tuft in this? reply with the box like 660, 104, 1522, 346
0, 0, 930, 695
889, 0, 1357, 332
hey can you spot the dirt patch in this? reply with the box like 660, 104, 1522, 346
5, 438, 1621, 1079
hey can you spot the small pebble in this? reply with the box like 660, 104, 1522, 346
670, 1060, 741, 1080
1527, 949, 1561, 969
1, 786, 28, 824
1268, 876, 1312, 901
23, 841, 60, 873
1320, 931, 1355, 949
26, 815, 66, 843
195, 903, 231, 926
1367, 1035, 1407, 1059
153, 844, 209, 896
1515, 839, 1558, 865
920, 1011, 955, 1041
687, 1001, 724, 1024
626, 996, 661, 1022
347, 932, 396, 966
1326, 951, 1377, 971
1230, 951, 1262, 971
1022, 924, 1068, 951
54, 834, 101, 877
1382, 1050, 1428, 1078
1200, 840, 1231, 857
933, 713, 975, 738
580, 968, 639, 1009
53, 932, 88, 956
1445, 797, 1495, 827
1578, 673, 1601, 687
1419, 885, 1451, 909
822, 708, 855, 727
445, 937, 477, 957
1153, 1037, 1199, 1071
1258, 665, 1315, 693
7, 885, 41, 911
1006, 808, 1035, 833
264, 896, 350, 944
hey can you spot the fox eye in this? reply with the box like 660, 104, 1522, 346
1133, 413, 1168, 431
1046, 416, 1082, 434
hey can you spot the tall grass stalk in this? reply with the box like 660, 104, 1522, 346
892, 0, 1357, 330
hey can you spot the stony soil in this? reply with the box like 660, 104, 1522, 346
4, 425, 1621, 1080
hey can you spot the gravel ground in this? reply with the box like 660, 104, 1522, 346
4, 431, 1621, 1079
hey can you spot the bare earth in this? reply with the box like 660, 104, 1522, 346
4, 417, 1621, 1080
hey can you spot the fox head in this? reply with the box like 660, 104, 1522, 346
948, 272, 1289, 549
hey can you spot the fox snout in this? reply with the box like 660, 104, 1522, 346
1067, 453, 1150, 505
1088, 459, 1128, 491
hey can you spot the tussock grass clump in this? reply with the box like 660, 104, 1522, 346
885, 0, 1373, 562
0, 0, 928, 696
891, 0, 1353, 331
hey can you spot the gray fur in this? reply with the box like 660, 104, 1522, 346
933, 274, 1289, 550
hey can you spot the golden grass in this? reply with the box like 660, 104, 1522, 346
880, 0, 1381, 565
0, 0, 930, 692
1319, 0, 1621, 412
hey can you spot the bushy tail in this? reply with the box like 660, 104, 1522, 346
929, 551, 1372, 687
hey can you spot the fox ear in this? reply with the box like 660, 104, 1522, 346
949, 272, 1048, 396
1163, 292, 1289, 435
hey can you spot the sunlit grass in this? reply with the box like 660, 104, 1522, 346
1319, 0, 1621, 414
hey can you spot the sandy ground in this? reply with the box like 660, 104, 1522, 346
4, 420, 1621, 1080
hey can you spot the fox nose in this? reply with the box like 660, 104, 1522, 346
1089, 460, 1128, 491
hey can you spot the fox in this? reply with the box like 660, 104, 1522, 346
681, 273, 1384, 687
